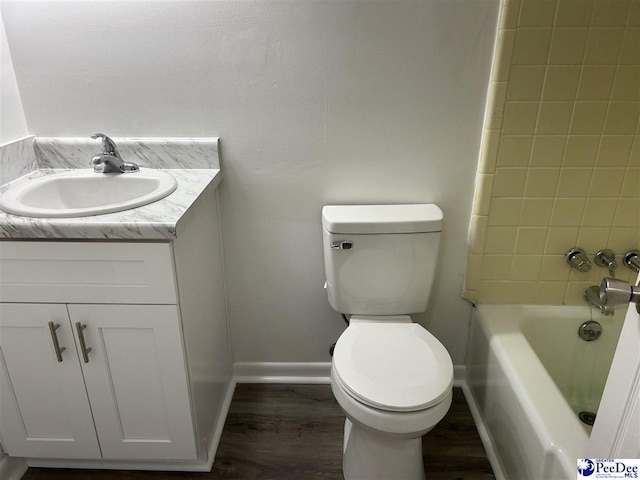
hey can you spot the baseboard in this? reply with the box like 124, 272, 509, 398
27, 453, 212, 472
234, 362, 468, 386
234, 362, 331, 384
0, 453, 28, 480
206, 378, 236, 470
460, 381, 507, 480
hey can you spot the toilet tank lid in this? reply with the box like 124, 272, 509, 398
322, 204, 443, 234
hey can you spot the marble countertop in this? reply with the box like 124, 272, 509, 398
0, 168, 222, 240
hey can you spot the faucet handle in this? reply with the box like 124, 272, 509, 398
595, 249, 617, 277
565, 248, 592, 272
91, 133, 119, 156
624, 250, 640, 273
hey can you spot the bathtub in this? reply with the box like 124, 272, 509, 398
467, 305, 624, 480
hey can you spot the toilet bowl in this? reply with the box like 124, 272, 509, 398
331, 316, 453, 480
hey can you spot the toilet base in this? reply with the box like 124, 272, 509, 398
342, 418, 425, 480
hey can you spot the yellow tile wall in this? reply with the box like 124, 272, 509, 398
464, 0, 640, 305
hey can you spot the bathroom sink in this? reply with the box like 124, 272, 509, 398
0, 168, 178, 218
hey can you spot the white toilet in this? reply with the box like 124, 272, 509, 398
322, 204, 454, 480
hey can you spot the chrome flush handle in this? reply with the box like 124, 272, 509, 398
331, 240, 354, 250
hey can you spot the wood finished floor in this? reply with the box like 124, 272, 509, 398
23, 385, 495, 480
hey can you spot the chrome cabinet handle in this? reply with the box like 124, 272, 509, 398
75, 322, 92, 363
48, 321, 66, 362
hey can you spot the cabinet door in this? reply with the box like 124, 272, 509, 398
67, 304, 197, 460
0, 304, 101, 459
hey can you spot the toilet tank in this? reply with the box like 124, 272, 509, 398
322, 204, 443, 315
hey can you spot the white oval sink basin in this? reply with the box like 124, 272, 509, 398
0, 168, 178, 218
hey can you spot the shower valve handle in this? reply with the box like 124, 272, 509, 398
565, 248, 592, 272
624, 251, 640, 273
600, 278, 640, 314
595, 249, 617, 277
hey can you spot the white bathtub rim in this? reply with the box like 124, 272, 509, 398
487, 321, 582, 477
474, 305, 591, 477
477, 306, 589, 450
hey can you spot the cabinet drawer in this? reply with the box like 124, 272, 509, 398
0, 242, 177, 304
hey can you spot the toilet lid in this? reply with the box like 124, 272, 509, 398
332, 323, 453, 412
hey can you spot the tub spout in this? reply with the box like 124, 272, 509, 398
584, 285, 614, 316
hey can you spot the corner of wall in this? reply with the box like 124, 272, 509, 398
0, 9, 30, 144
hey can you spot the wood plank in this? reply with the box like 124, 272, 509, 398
21, 385, 494, 480
424, 389, 496, 480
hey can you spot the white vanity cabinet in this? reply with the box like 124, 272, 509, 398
0, 303, 102, 460
66, 304, 196, 461
0, 216, 232, 471
0, 243, 196, 461
0, 303, 196, 461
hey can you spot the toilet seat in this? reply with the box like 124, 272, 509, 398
332, 322, 453, 412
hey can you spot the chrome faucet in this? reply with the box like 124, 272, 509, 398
594, 249, 617, 277
584, 285, 614, 316
624, 250, 640, 273
600, 277, 640, 314
91, 133, 139, 173
565, 248, 592, 272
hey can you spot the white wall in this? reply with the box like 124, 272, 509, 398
0, 9, 28, 144
1, 0, 498, 365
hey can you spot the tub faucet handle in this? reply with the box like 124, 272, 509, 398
624, 250, 640, 273
565, 248, 592, 272
595, 249, 617, 277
